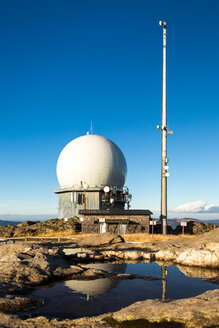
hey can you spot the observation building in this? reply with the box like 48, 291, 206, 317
55, 133, 152, 233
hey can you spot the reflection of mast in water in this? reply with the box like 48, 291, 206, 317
161, 265, 168, 301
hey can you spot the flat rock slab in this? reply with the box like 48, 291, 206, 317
0, 296, 43, 311
77, 233, 124, 247
111, 289, 219, 328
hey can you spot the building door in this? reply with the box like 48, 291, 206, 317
119, 224, 127, 234
99, 222, 107, 233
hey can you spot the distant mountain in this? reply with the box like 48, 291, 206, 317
0, 214, 57, 223
202, 219, 219, 226
0, 220, 21, 226
168, 218, 219, 228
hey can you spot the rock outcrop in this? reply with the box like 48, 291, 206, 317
0, 243, 85, 297
0, 224, 16, 237
0, 217, 81, 237
174, 220, 216, 234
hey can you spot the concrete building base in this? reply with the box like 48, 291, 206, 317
79, 209, 152, 234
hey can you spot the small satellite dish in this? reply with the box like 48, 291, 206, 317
165, 172, 170, 177
165, 165, 169, 170
83, 183, 89, 190
104, 186, 110, 193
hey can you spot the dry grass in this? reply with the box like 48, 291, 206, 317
122, 233, 195, 243
13, 230, 195, 242
32, 230, 92, 238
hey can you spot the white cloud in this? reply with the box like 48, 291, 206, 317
174, 200, 219, 213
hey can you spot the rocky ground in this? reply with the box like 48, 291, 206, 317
0, 230, 218, 327
96, 229, 219, 268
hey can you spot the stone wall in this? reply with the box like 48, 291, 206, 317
81, 215, 150, 234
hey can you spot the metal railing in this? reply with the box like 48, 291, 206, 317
0, 236, 76, 244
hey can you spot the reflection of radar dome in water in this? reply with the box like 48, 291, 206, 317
64, 263, 127, 296
57, 134, 127, 188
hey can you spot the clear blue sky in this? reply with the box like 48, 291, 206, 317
0, 0, 218, 219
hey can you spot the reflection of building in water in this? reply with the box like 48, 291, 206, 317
64, 263, 127, 300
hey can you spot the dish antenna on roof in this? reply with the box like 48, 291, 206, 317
104, 186, 110, 193
83, 183, 89, 190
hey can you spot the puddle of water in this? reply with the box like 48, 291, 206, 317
29, 262, 219, 320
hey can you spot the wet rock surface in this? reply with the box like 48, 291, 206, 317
109, 289, 219, 328
0, 295, 43, 311
0, 289, 218, 327
0, 229, 218, 327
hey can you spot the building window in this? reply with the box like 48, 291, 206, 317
77, 193, 85, 205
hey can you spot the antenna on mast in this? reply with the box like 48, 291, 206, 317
88, 121, 94, 135
87, 121, 93, 135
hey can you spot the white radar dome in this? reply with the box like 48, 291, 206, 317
57, 134, 127, 189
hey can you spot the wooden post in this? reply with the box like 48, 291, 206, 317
181, 222, 187, 235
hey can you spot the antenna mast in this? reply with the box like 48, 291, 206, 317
157, 21, 173, 235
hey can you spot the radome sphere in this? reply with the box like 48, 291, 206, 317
57, 134, 127, 189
